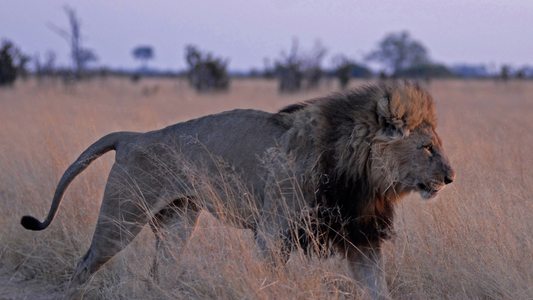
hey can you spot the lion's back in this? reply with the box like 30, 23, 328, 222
162, 109, 289, 163
115, 109, 292, 208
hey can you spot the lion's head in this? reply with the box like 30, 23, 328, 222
281, 83, 454, 203
366, 83, 455, 201
373, 119, 455, 201
281, 82, 455, 245
306, 82, 455, 203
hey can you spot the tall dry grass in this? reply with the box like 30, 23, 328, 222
1, 77, 533, 299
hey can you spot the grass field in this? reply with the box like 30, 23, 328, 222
1, 77, 533, 299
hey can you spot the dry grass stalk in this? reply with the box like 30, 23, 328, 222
1, 78, 533, 299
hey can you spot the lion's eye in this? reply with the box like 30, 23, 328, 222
424, 145, 433, 151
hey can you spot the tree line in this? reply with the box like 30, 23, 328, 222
1, 6, 532, 91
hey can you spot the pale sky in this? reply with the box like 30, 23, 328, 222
1, 0, 532, 72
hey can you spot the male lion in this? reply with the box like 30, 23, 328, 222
21, 83, 454, 300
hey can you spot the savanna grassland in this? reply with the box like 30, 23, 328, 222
1, 77, 533, 299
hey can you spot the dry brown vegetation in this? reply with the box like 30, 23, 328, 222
1, 77, 533, 299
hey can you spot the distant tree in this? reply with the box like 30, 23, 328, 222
132, 46, 154, 70
332, 54, 372, 89
185, 45, 229, 92
0, 41, 17, 86
98, 67, 108, 79
34, 50, 57, 83
0, 40, 30, 86
274, 37, 302, 93
516, 69, 524, 79
367, 31, 429, 75
17, 52, 31, 80
48, 6, 97, 79
274, 38, 327, 92
248, 68, 260, 78
515, 67, 529, 79
500, 65, 509, 81
42, 51, 56, 76
515, 66, 533, 78
332, 55, 353, 89
263, 57, 274, 79
34, 53, 42, 79
301, 40, 327, 89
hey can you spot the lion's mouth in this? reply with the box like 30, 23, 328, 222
416, 183, 442, 200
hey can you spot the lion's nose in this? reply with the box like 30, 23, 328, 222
444, 167, 455, 185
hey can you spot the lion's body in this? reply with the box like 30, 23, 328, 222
21, 83, 454, 300
110, 109, 290, 226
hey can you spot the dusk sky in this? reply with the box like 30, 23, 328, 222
1, 0, 532, 72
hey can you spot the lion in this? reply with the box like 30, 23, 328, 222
21, 83, 454, 300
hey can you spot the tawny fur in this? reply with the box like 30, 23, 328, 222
21, 82, 454, 300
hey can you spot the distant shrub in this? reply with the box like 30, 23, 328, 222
275, 62, 302, 93
130, 73, 141, 83
395, 63, 454, 78
274, 39, 327, 93
0, 41, 18, 86
185, 45, 230, 92
332, 54, 372, 89
500, 65, 509, 81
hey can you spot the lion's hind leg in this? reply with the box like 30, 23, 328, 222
63, 164, 166, 300
149, 197, 201, 282
65, 212, 149, 300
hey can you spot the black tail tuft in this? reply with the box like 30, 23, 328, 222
21, 216, 45, 231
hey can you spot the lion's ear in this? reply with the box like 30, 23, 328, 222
376, 97, 409, 141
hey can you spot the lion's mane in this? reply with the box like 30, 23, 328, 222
280, 84, 437, 249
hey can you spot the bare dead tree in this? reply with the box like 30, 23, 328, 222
34, 51, 57, 84
34, 53, 43, 82
275, 37, 302, 93
17, 53, 31, 81
300, 40, 327, 90
274, 38, 327, 93
43, 51, 56, 76
48, 6, 97, 79
262, 57, 274, 79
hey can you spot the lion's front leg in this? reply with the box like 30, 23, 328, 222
346, 243, 390, 300
256, 205, 292, 267
256, 150, 310, 267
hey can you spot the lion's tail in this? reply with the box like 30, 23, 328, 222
20, 131, 140, 231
